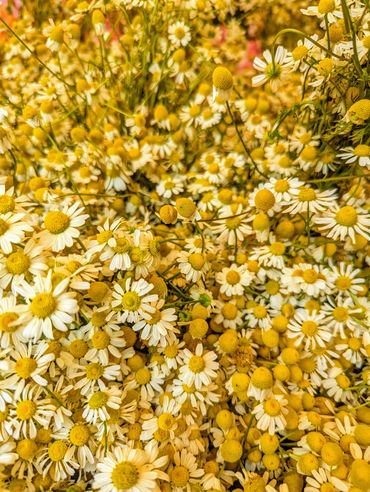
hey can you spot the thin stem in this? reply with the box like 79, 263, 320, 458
272, 28, 343, 59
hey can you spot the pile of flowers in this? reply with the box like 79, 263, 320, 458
0, 0, 369, 491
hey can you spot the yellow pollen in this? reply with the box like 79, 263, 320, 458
91, 311, 108, 328
158, 412, 175, 430
96, 230, 112, 244
335, 206, 358, 227
302, 269, 319, 284
274, 179, 289, 193
92, 330, 110, 349
0, 312, 19, 333
264, 398, 281, 416
332, 307, 348, 322
85, 363, 104, 380
69, 424, 90, 446
30, 293, 56, 318
15, 357, 37, 379
253, 305, 267, 319
318, 0, 336, 14
298, 188, 316, 202
135, 367, 151, 385
0, 195, 15, 214
301, 320, 318, 336
212, 66, 233, 91
292, 45, 309, 60
164, 345, 178, 358
335, 276, 352, 290
254, 189, 275, 211
348, 338, 361, 351
188, 253, 205, 270
48, 441, 68, 462
112, 462, 138, 489
226, 216, 242, 230
188, 355, 205, 373
44, 211, 70, 234
121, 291, 141, 311
226, 270, 241, 285
222, 303, 238, 320
6, 252, 31, 275
113, 237, 131, 254
88, 391, 108, 409
16, 400, 37, 420
171, 466, 189, 487
17, 439, 38, 461
354, 144, 369, 157
336, 374, 350, 389
270, 242, 286, 255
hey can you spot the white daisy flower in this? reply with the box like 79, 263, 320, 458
133, 299, 178, 347
288, 309, 332, 350
252, 394, 288, 434
39, 202, 89, 252
15, 271, 78, 341
179, 344, 219, 390
216, 263, 254, 296
252, 46, 293, 89
314, 205, 370, 242
93, 443, 168, 492
168, 22, 191, 47
112, 277, 158, 324
0, 212, 33, 254
337, 144, 370, 168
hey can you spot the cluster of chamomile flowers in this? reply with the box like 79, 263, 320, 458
0, 0, 369, 491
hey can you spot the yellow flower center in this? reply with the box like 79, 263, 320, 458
91, 311, 107, 328
301, 320, 318, 336
48, 441, 67, 462
16, 400, 37, 420
69, 339, 88, 358
0, 312, 19, 332
212, 66, 233, 91
113, 237, 131, 254
354, 144, 369, 157
30, 293, 57, 318
6, 252, 30, 275
174, 27, 185, 39
335, 276, 352, 290
17, 439, 38, 461
135, 367, 151, 385
264, 398, 281, 416
251, 367, 273, 389
112, 462, 138, 490
15, 357, 37, 379
318, 0, 336, 14
158, 412, 175, 431
0, 195, 15, 214
69, 424, 90, 446
188, 253, 205, 270
253, 305, 267, 319
85, 363, 104, 380
222, 303, 238, 320
97, 230, 112, 244
332, 306, 348, 322
302, 269, 319, 284
147, 309, 162, 325
171, 466, 189, 487
188, 355, 205, 373
189, 104, 201, 117
336, 374, 350, 389
226, 216, 242, 230
292, 45, 309, 60
92, 330, 110, 349
270, 242, 286, 255
44, 211, 70, 234
274, 179, 289, 192
226, 270, 241, 285
348, 337, 361, 351
298, 187, 316, 202
335, 206, 358, 227
0, 218, 9, 235
164, 345, 179, 358
121, 291, 141, 311
254, 189, 275, 211
88, 391, 108, 409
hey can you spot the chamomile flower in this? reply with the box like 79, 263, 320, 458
216, 264, 253, 296
0, 213, 33, 255
179, 344, 219, 390
112, 278, 158, 324
337, 145, 370, 168
252, 46, 292, 89
288, 309, 332, 350
39, 203, 89, 253
314, 205, 370, 242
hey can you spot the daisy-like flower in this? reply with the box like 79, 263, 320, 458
322, 366, 354, 403
288, 309, 332, 350
177, 251, 209, 283
0, 241, 47, 292
252, 46, 292, 89
10, 384, 55, 439
140, 396, 180, 442
267, 177, 303, 203
39, 202, 89, 252
70, 360, 121, 395
36, 438, 78, 482
179, 344, 219, 390
93, 443, 168, 492
156, 175, 185, 199
327, 262, 365, 297
0, 212, 33, 254
322, 297, 362, 338
53, 420, 96, 468
216, 263, 254, 296
168, 448, 204, 491
250, 239, 287, 269
0, 295, 24, 348
314, 205, 370, 242
252, 394, 288, 434
337, 144, 370, 168
15, 271, 78, 341
85, 327, 128, 365
133, 299, 178, 347
214, 300, 243, 329
301, 0, 343, 25
112, 278, 158, 324
82, 386, 122, 425
168, 22, 191, 47
305, 467, 347, 492
3, 341, 54, 397
211, 204, 252, 245
284, 186, 337, 215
